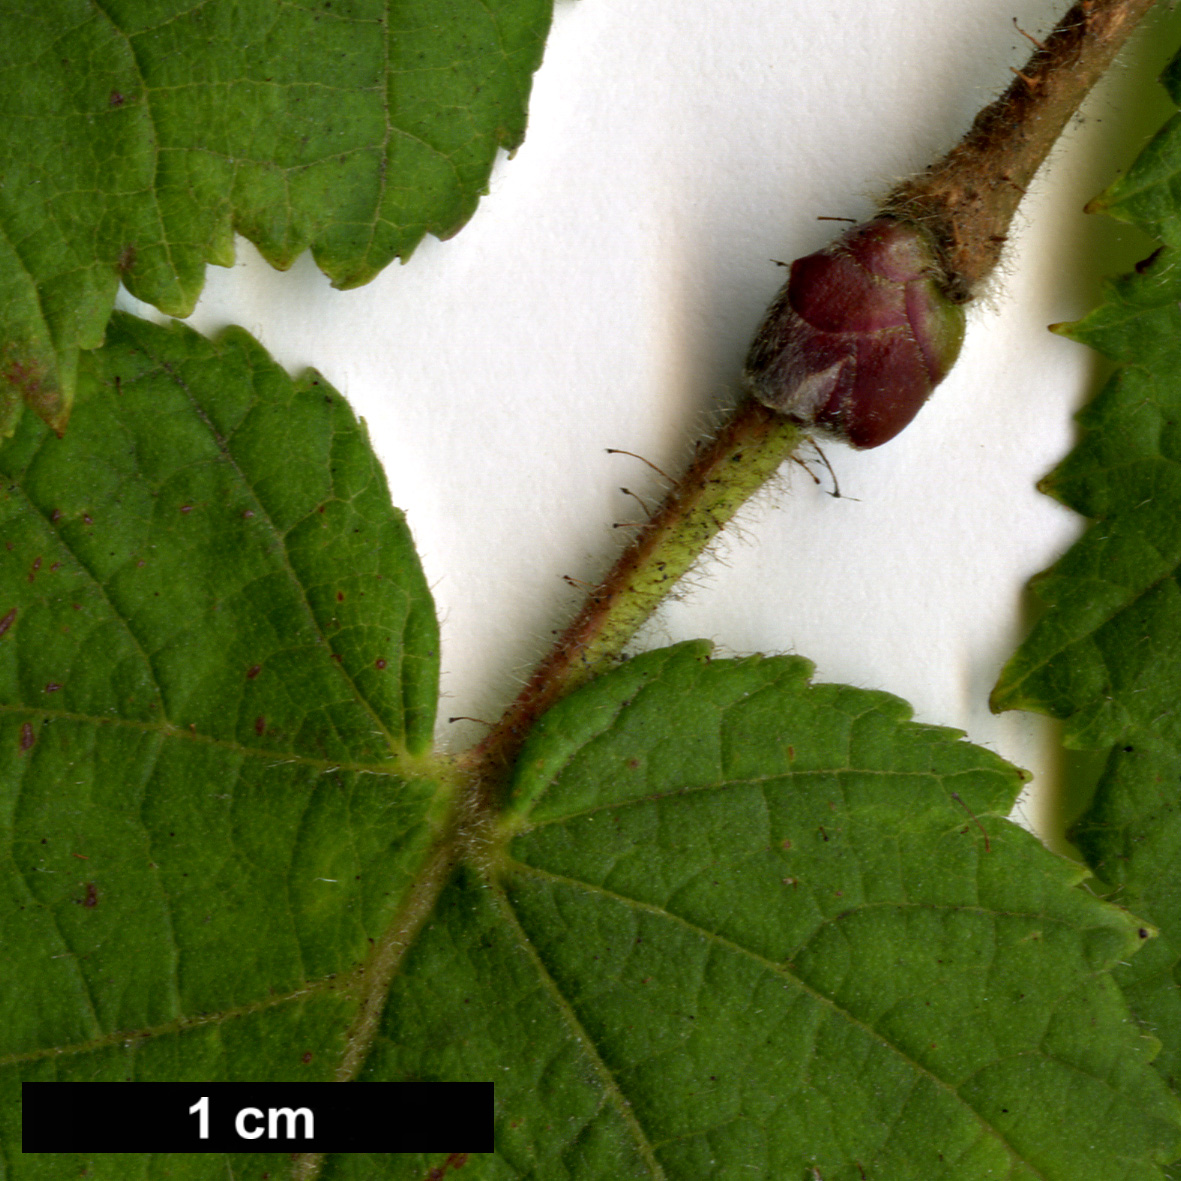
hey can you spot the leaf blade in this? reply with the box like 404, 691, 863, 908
0, 0, 555, 430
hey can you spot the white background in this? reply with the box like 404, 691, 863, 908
120, 0, 1181, 849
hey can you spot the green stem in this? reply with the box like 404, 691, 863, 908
462, 398, 802, 787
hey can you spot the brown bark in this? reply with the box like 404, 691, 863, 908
886, 0, 1158, 299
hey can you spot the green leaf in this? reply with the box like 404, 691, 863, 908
992, 248, 1181, 1157
1087, 51, 1181, 246
0, 0, 555, 432
993, 51, 1181, 1151
989, 245, 1181, 750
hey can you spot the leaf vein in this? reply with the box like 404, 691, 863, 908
508, 860, 1060, 1179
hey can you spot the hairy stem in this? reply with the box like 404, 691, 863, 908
886, 0, 1159, 298
462, 400, 801, 786
463, 0, 1157, 790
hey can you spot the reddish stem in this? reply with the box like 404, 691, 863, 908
461, 399, 800, 791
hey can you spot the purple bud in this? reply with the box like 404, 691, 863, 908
743, 219, 965, 449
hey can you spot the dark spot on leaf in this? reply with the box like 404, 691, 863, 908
427, 1155, 470, 1180
28, 556, 41, 582
0, 607, 16, 638
330, 653, 342, 662
45, 683, 62, 693
336, 591, 344, 602
254, 716, 265, 735
1123, 745, 1134, 753
1136, 247, 1164, 274
83, 514, 93, 525
180, 504, 193, 514
71, 603, 81, 610
318, 505, 326, 513
301, 1051, 313, 1064
246, 665, 261, 679
50, 561, 60, 572
1140, 928, 1151, 938
375, 658, 387, 670
109, 89, 125, 106
82, 882, 98, 908
117, 244, 135, 272
3, 354, 61, 428
19, 723, 34, 752
242, 509, 255, 518
51, 508, 62, 521
136, 559, 145, 568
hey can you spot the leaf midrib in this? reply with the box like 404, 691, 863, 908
513, 764, 1011, 833
0, 978, 324, 1069
0, 700, 415, 776
487, 868, 669, 1179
